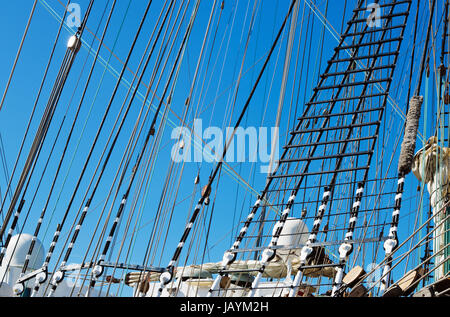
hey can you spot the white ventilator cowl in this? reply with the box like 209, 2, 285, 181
2, 234, 45, 270
272, 218, 309, 258
0, 234, 45, 288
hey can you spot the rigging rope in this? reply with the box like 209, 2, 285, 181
0, 0, 95, 242
40, 0, 268, 206
0, 0, 38, 112
68, 0, 174, 296
0, 47, 78, 266
380, 0, 436, 294
85, 0, 190, 294
11, 0, 117, 296
155, 0, 297, 298
45, 1, 163, 297
27, 0, 153, 297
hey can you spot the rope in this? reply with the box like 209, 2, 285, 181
331, 183, 364, 296
154, 0, 297, 298
68, 0, 173, 296
0, 44, 79, 266
89, 1, 187, 291
40, 0, 268, 205
28, 0, 152, 297
379, 0, 436, 294
45, 1, 158, 297
0, 0, 38, 112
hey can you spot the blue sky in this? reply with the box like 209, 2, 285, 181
0, 0, 444, 296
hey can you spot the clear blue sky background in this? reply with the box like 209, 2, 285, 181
0, 0, 441, 295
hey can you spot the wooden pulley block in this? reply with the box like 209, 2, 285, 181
433, 277, 450, 295
413, 286, 434, 297
348, 284, 368, 297
307, 246, 331, 265
382, 284, 403, 297
342, 266, 366, 289
297, 285, 317, 297
106, 275, 121, 284
301, 208, 307, 218
444, 93, 450, 105
219, 276, 231, 289
138, 280, 150, 294
202, 185, 211, 198
323, 289, 332, 297
439, 64, 447, 77
397, 268, 424, 296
